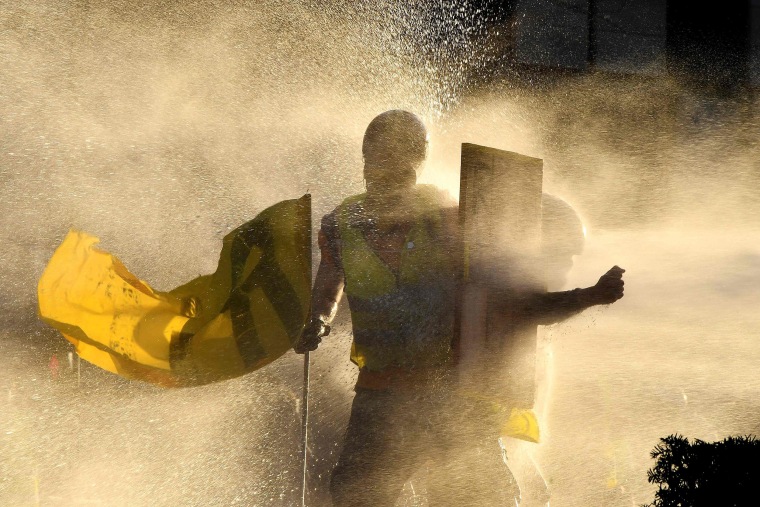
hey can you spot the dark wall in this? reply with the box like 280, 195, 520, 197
467, 0, 755, 90
667, 0, 751, 89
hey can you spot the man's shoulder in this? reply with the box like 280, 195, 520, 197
318, 209, 342, 262
320, 185, 457, 226
414, 185, 459, 237
338, 192, 367, 209
321, 191, 365, 236
416, 184, 457, 208
414, 185, 458, 224
320, 209, 340, 232
324, 192, 366, 222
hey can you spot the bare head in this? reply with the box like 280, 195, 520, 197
542, 194, 585, 290
362, 110, 428, 195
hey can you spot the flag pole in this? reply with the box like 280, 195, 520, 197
300, 350, 310, 507
301, 192, 312, 507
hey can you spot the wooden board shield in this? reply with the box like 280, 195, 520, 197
457, 143, 544, 408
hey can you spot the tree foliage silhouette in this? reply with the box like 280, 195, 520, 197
644, 434, 760, 507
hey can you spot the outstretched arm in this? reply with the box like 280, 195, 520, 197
517, 265, 625, 325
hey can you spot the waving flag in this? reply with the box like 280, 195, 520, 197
38, 195, 311, 387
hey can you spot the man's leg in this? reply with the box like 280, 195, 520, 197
427, 426, 520, 506
501, 438, 551, 506
330, 389, 425, 507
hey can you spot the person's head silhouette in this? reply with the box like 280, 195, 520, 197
542, 194, 585, 290
362, 110, 428, 195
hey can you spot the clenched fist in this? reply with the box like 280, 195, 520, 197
588, 265, 625, 305
293, 317, 331, 354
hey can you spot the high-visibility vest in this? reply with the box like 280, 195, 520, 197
336, 185, 458, 371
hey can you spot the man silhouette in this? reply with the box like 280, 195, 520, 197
294, 110, 624, 506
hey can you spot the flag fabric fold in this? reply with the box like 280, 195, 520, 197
38, 195, 312, 387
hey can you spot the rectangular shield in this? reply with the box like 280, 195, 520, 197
457, 143, 544, 408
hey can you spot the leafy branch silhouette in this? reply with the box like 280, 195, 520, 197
644, 434, 759, 507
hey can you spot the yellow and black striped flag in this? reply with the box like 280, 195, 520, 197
38, 195, 311, 387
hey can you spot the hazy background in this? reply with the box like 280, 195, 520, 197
2, 1, 759, 505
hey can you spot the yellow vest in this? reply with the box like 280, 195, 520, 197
336, 185, 457, 371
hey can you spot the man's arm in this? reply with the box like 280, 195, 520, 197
517, 265, 625, 325
293, 218, 345, 354
311, 256, 344, 324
